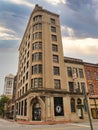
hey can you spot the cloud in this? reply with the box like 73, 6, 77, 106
44, 0, 66, 5
62, 37, 98, 63
3, 0, 34, 7
0, 26, 20, 40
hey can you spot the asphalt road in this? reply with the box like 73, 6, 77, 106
0, 118, 98, 130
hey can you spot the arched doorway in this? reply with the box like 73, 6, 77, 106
32, 102, 41, 121
77, 98, 83, 119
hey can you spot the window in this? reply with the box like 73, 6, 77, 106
31, 78, 43, 88
24, 99, 27, 116
53, 55, 59, 63
54, 79, 61, 89
79, 68, 84, 78
32, 42, 42, 50
32, 64, 42, 74
33, 23, 42, 31
52, 44, 58, 52
94, 72, 98, 80
53, 67, 60, 75
25, 83, 28, 92
72, 68, 78, 79
86, 70, 91, 79
50, 18, 55, 25
69, 82, 74, 92
33, 32, 42, 40
89, 84, 94, 94
51, 26, 56, 32
32, 52, 42, 61
52, 35, 57, 41
27, 61, 29, 68
83, 99, 87, 112
21, 101, 23, 115
67, 67, 72, 77
33, 15, 42, 22
70, 98, 75, 112
26, 72, 28, 80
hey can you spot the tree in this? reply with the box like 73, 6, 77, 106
0, 95, 9, 117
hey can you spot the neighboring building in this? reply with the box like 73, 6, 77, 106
84, 62, 98, 119
16, 5, 89, 122
64, 57, 88, 121
4, 74, 14, 99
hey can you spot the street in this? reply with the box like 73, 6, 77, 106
0, 118, 98, 130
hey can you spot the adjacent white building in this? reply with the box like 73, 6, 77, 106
4, 74, 14, 99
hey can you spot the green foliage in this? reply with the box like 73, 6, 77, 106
0, 95, 9, 116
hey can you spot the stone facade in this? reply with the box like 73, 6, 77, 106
16, 5, 89, 122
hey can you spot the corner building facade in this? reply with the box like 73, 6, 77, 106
16, 5, 88, 122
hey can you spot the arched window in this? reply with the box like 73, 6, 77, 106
70, 98, 75, 112
77, 98, 82, 105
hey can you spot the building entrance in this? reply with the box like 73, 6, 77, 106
32, 103, 41, 121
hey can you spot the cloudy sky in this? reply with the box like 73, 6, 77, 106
0, 0, 98, 95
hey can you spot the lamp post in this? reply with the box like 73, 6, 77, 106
82, 83, 93, 130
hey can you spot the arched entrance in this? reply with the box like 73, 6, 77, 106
32, 102, 41, 121
77, 98, 83, 119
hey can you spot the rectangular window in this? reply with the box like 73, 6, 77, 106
24, 99, 27, 116
51, 26, 56, 32
52, 44, 58, 52
32, 64, 42, 74
67, 67, 72, 77
54, 79, 61, 89
50, 18, 55, 25
33, 15, 42, 22
31, 78, 43, 88
32, 52, 42, 61
26, 72, 28, 80
52, 35, 57, 41
94, 72, 98, 80
79, 68, 84, 78
53, 55, 59, 63
89, 84, 94, 94
33, 23, 42, 31
33, 32, 42, 40
86, 70, 91, 79
32, 42, 42, 50
53, 67, 60, 75
69, 82, 74, 92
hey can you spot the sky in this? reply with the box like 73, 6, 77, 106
0, 0, 98, 95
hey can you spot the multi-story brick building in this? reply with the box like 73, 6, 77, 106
16, 5, 89, 122
84, 62, 98, 119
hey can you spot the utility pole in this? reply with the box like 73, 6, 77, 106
82, 83, 93, 130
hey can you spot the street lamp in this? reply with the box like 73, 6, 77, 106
82, 83, 93, 130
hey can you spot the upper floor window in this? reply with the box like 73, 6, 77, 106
69, 82, 74, 92
67, 67, 72, 77
52, 44, 58, 52
33, 23, 42, 31
79, 68, 84, 78
51, 35, 57, 41
32, 42, 42, 50
54, 79, 61, 89
53, 55, 59, 63
86, 70, 92, 79
31, 78, 43, 88
51, 26, 56, 32
53, 66, 60, 75
32, 52, 42, 61
50, 18, 55, 25
32, 64, 42, 74
33, 32, 42, 40
33, 15, 42, 22
94, 72, 98, 80
89, 84, 94, 94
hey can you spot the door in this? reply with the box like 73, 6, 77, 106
32, 103, 41, 121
